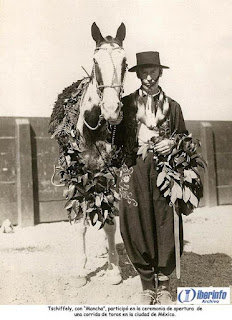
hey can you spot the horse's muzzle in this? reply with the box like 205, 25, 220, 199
101, 101, 122, 123
108, 111, 123, 125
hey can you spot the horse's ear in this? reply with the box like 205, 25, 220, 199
115, 23, 126, 44
91, 22, 104, 43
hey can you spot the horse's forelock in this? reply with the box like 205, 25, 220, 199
105, 36, 113, 42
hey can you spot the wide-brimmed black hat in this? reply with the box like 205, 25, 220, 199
128, 51, 169, 72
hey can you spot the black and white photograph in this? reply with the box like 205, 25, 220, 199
0, 0, 231, 318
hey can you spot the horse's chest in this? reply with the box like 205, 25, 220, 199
82, 142, 112, 171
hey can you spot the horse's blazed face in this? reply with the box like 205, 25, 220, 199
93, 43, 127, 122
91, 22, 126, 123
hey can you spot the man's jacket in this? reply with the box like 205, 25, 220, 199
115, 89, 188, 167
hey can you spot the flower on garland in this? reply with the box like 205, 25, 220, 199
137, 133, 207, 215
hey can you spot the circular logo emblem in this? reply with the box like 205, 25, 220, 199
178, 288, 196, 303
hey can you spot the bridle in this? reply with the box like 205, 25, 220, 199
83, 45, 127, 131
94, 46, 127, 95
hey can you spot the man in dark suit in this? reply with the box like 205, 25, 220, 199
116, 51, 188, 304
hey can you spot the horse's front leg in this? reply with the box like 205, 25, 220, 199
103, 217, 122, 284
73, 220, 88, 287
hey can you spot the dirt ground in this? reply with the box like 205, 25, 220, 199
0, 205, 231, 305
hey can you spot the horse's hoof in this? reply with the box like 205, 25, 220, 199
105, 266, 122, 285
73, 276, 87, 288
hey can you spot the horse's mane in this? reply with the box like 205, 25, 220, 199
48, 79, 83, 135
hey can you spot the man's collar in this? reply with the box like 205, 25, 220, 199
139, 86, 161, 98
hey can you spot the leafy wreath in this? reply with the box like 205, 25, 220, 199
59, 132, 121, 229
137, 133, 207, 213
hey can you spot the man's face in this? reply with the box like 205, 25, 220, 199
137, 66, 161, 89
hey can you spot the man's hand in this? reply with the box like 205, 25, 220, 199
153, 139, 175, 155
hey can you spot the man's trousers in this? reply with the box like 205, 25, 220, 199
119, 154, 183, 290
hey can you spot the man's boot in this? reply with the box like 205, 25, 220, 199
138, 273, 157, 304
155, 275, 173, 305
139, 289, 156, 305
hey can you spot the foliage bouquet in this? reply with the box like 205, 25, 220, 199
137, 133, 207, 214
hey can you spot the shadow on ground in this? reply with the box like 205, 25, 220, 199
172, 251, 232, 300
116, 242, 232, 300
87, 262, 108, 281
87, 243, 138, 282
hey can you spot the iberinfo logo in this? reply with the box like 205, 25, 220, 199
177, 287, 230, 304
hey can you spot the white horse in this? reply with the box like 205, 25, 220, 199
49, 22, 127, 287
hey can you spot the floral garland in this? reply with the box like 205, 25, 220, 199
137, 133, 207, 214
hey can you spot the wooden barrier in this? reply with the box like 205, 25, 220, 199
0, 118, 17, 224
0, 117, 232, 226
16, 119, 35, 227
200, 122, 217, 207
